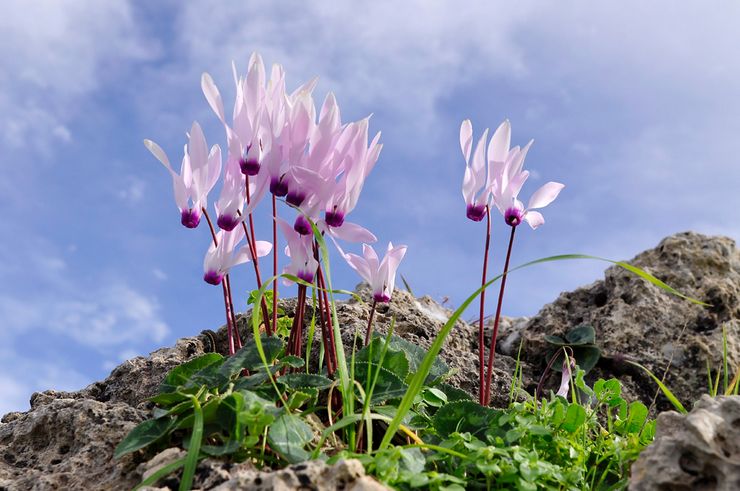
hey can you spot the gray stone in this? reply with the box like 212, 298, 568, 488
515, 232, 740, 410
630, 395, 740, 490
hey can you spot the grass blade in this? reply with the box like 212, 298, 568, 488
627, 360, 687, 414
179, 396, 204, 491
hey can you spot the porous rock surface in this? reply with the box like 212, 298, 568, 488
630, 395, 740, 490
504, 232, 740, 411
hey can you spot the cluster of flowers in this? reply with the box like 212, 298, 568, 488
146, 53, 406, 362
460, 119, 564, 405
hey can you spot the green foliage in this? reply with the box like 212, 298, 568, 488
544, 324, 601, 374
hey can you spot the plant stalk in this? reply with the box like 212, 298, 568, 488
484, 225, 516, 406
477, 206, 492, 404
271, 194, 279, 337
365, 300, 378, 346
202, 207, 236, 355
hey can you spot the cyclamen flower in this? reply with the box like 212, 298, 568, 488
492, 144, 564, 229
144, 122, 221, 228
344, 242, 407, 303
460, 119, 511, 221
277, 218, 318, 284
214, 155, 245, 231
203, 226, 272, 285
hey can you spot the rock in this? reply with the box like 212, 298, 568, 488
630, 395, 740, 490
0, 398, 146, 490
515, 232, 740, 410
211, 459, 387, 490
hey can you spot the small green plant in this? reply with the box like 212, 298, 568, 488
544, 324, 601, 375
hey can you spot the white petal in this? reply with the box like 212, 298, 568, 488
331, 222, 377, 243
459, 120, 473, 163
527, 182, 565, 210
201, 73, 226, 124
144, 139, 174, 172
524, 210, 545, 229
488, 119, 511, 164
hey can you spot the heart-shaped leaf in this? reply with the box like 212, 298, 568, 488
432, 400, 498, 438
159, 353, 223, 393
356, 337, 410, 380
219, 336, 284, 378
267, 412, 314, 464
114, 416, 177, 458
565, 324, 596, 345
354, 362, 408, 405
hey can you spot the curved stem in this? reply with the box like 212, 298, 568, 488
364, 300, 377, 346
317, 265, 337, 374
484, 225, 516, 406
477, 206, 491, 404
271, 194, 279, 335
202, 207, 236, 355
224, 275, 241, 349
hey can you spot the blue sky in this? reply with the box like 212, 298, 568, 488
2, 1, 739, 415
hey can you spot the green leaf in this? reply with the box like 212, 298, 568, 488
280, 355, 305, 368
623, 401, 649, 434
388, 335, 449, 384
561, 403, 587, 432
432, 401, 498, 438
215, 392, 244, 437
356, 337, 410, 380
277, 373, 333, 390
114, 417, 176, 458
437, 383, 473, 402
180, 396, 203, 491
185, 360, 228, 390
354, 362, 408, 404
267, 412, 314, 464
626, 360, 687, 413
422, 387, 448, 407
543, 335, 566, 346
219, 336, 284, 378
551, 345, 601, 374
159, 353, 223, 393
565, 324, 596, 345
148, 392, 189, 407
200, 439, 242, 457
286, 389, 317, 411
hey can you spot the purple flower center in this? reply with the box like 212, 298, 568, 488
269, 176, 289, 197
325, 210, 345, 227
180, 209, 201, 229
239, 157, 260, 176
294, 215, 312, 235
217, 213, 239, 232
297, 270, 315, 283
373, 292, 391, 303
504, 207, 523, 227
466, 204, 486, 222
203, 270, 224, 285
286, 190, 306, 207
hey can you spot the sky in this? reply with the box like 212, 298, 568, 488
1, 1, 739, 415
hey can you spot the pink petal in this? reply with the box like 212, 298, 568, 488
487, 119, 511, 164
201, 73, 226, 124
527, 182, 565, 210
523, 210, 545, 229
459, 120, 473, 163
330, 222, 377, 243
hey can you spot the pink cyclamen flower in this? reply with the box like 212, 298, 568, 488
214, 155, 245, 231
556, 357, 576, 398
460, 119, 511, 221
144, 122, 221, 228
203, 226, 272, 285
277, 218, 318, 284
344, 242, 407, 303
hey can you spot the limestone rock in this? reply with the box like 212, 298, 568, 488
515, 232, 740, 410
630, 395, 740, 490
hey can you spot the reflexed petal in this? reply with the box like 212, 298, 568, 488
201, 73, 226, 124
471, 128, 489, 174
206, 145, 222, 194
344, 252, 373, 285
144, 139, 173, 172
253, 240, 273, 258
508, 170, 530, 202
459, 119, 473, 163
523, 210, 545, 229
188, 122, 209, 169
330, 222, 377, 243
488, 119, 511, 164
527, 182, 565, 210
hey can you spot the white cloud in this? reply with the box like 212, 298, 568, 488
0, 0, 154, 151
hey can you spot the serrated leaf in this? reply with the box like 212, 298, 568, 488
277, 373, 333, 390
114, 417, 176, 458
354, 362, 408, 405
432, 401, 498, 438
387, 335, 449, 384
356, 337, 410, 380
437, 383, 473, 402
219, 336, 284, 378
280, 355, 305, 368
159, 353, 223, 393
267, 412, 314, 464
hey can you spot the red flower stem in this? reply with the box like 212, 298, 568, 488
224, 275, 242, 349
477, 206, 492, 405
243, 177, 272, 335
364, 300, 377, 346
291, 284, 307, 357
202, 207, 236, 355
316, 285, 335, 375
317, 266, 338, 373
483, 225, 516, 406
271, 194, 279, 335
